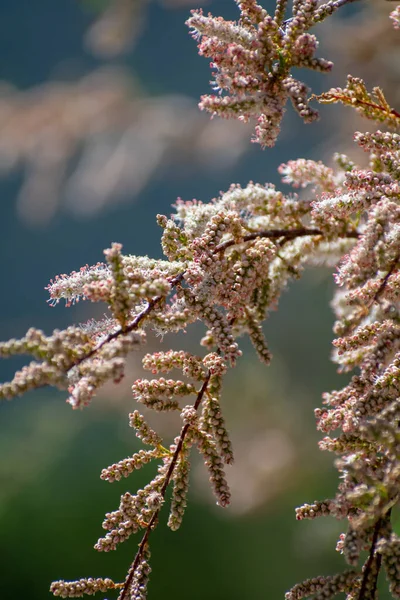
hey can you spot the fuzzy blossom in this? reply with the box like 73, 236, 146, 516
50, 577, 118, 598
313, 571, 360, 600
311, 192, 365, 233
318, 433, 373, 456
67, 361, 124, 409
129, 544, 152, 600
0, 326, 93, 400
79, 314, 122, 344
1, 173, 350, 408
150, 302, 194, 336
157, 214, 193, 262
179, 287, 242, 366
201, 394, 234, 464
100, 448, 160, 483
224, 237, 277, 319
0, 326, 140, 408
97, 492, 142, 551
196, 429, 231, 507
180, 404, 200, 426
295, 498, 348, 521
168, 455, 190, 531
46, 263, 109, 307
279, 159, 336, 192
202, 352, 228, 377
187, 0, 334, 147
142, 349, 206, 380
377, 534, 400, 598
0, 326, 92, 363
129, 410, 163, 446
132, 377, 196, 411
314, 398, 358, 434
285, 575, 330, 600
97, 475, 165, 552
354, 130, 400, 154
333, 321, 391, 355
47, 253, 177, 309
246, 310, 271, 365
193, 210, 244, 252
0, 361, 66, 400
66, 330, 145, 409
104, 242, 132, 329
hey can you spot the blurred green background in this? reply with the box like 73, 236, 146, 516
0, 1, 398, 599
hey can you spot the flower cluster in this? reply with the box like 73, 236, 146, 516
187, 0, 341, 146
287, 125, 400, 599
50, 577, 121, 598
315, 75, 400, 128
286, 571, 360, 600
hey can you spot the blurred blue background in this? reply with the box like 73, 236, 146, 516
0, 1, 398, 598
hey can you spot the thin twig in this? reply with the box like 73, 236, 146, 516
118, 373, 212, 600
215, 227, 358, 253
372, 253, 400, 306
320, 95, 400, 121
73, 273, 185, 368
358, 518, 384, 600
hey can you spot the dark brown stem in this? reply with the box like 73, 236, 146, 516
70, 273, 185, 370
118, 372, 211, 600
343, 252, 400, 336
70, 228, 359, 373
358, 518, 384, 600
319, 94, 400, 120
215, 227, 358, 254
372, 253, 400, 306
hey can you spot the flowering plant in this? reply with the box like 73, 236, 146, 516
1, 1, 400, 599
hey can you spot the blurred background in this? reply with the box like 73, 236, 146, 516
0, 1, 398, 598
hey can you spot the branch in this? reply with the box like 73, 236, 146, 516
0, 225, 359, 403
215, 227, 358, 254
372, 253, 400, 306
358, 517, 385, 600
118, 372, 212, 600
74, 273, 185, 367
70, 228, 358, 371
321, 95, 400, 120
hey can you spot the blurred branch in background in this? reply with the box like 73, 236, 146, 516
0, 68, 250, 227
84, 0, 209, 59
0, 0, 251, 228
